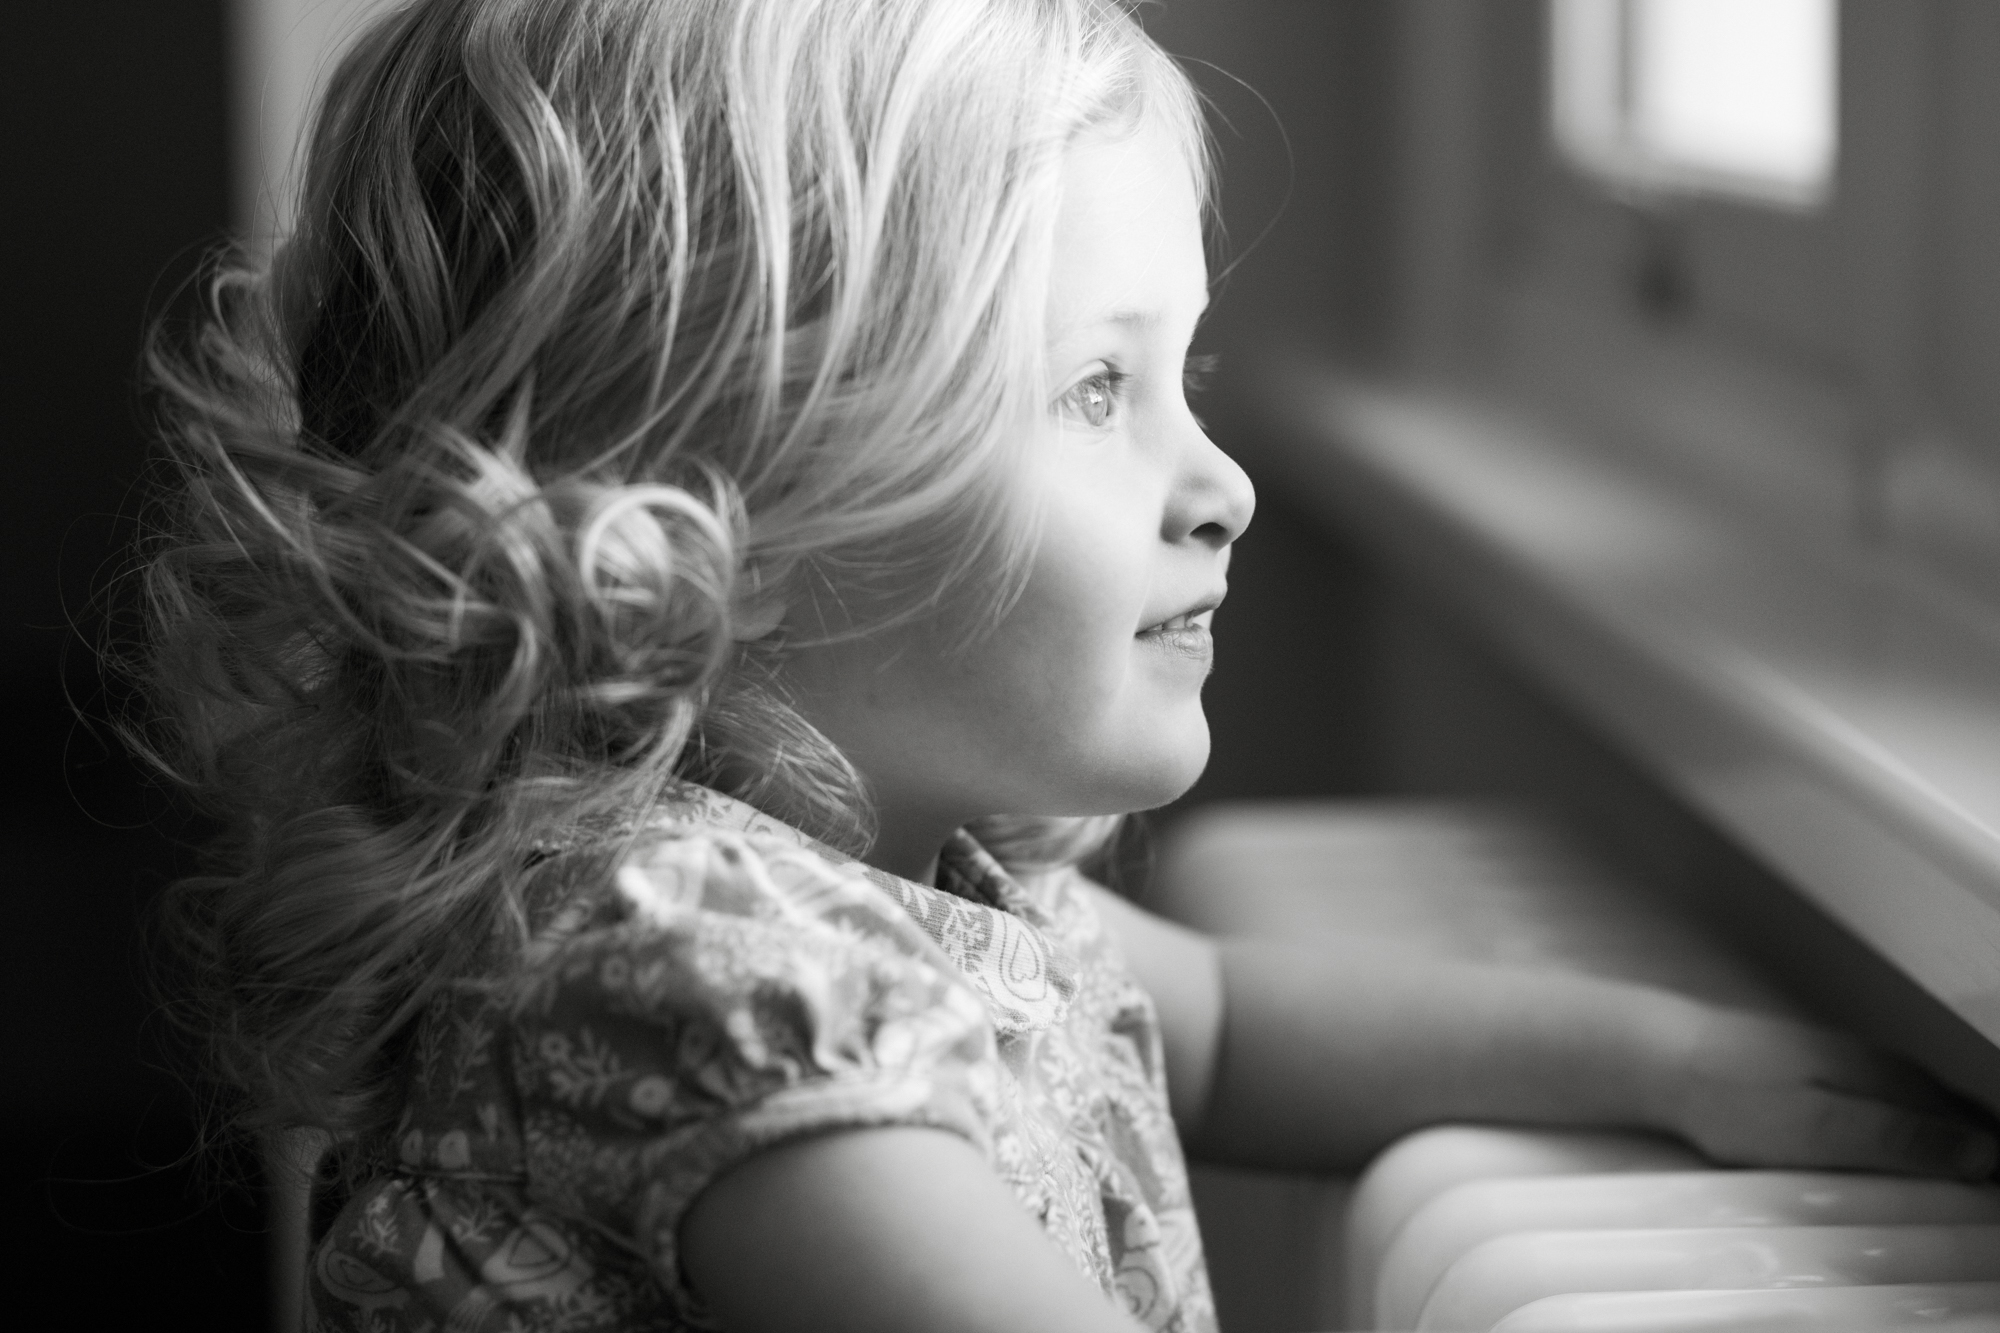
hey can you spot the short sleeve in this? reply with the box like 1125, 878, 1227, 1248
504, 827, 999, 1324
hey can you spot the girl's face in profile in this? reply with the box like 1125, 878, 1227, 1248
786, 117, 1255, 875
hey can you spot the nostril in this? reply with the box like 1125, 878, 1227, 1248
1191, 520, 1232, 547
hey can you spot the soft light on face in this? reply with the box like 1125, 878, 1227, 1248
781, 117, 1255, 879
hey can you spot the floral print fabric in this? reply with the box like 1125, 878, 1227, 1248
308, 787, 1216, 1332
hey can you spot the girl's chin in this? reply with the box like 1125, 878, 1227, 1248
1013, 708, 1210, 816
1101, 730, 1212, 812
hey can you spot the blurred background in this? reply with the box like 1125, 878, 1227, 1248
14, 2, 2000, 1328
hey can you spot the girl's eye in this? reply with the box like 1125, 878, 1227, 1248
1057, 370, 1124, 430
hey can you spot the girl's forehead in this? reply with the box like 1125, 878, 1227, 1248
1046, 122, 1208, 348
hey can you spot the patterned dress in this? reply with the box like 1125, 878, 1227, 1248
309, 786, 1217, 1331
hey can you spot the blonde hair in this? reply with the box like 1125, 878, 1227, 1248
133, 0, 1210, 1144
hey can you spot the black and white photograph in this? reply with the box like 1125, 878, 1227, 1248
12, 3, 2000, 1330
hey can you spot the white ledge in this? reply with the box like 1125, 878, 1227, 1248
1247, 369, 2000, 1052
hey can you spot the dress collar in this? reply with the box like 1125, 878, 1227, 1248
645, 785, 1078, 1035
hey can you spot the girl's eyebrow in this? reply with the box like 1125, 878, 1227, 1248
1051, 309, 1159, 340
1052, 294, 1212, 342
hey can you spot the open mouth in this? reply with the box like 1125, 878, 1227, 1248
1138, 609, 1214, 636
1136, 597, 1222, 661
1138, 591, 1224, 639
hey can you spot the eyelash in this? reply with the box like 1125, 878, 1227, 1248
1183, 353, 1220, 397
1056, 354, 1222, 430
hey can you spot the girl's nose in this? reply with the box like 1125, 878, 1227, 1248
1166, 424, 1256, 551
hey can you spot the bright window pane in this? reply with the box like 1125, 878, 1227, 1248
1549, 0, 1837, 208
1631, 0, 1836, 191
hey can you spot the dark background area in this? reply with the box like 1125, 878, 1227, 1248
4, 3, 267, 1327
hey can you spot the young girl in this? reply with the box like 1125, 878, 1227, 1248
137, 1, 1995, 1329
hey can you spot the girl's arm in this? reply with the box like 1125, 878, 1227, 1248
1086, 886, 1999, 1179
681, 1125, 1145, 1333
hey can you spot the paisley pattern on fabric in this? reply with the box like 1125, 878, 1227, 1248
308, 785, 1216, 1333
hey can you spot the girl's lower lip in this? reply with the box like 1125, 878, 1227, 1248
1136, 625, 1213, 661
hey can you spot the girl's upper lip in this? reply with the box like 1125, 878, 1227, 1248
1138, 589, 1227, 633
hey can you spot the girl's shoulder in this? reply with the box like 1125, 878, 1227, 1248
325, 804, 1007, 1331
505, 801, 975, 1023
508, 789, 1095, 1038
504, 786, 828, 940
